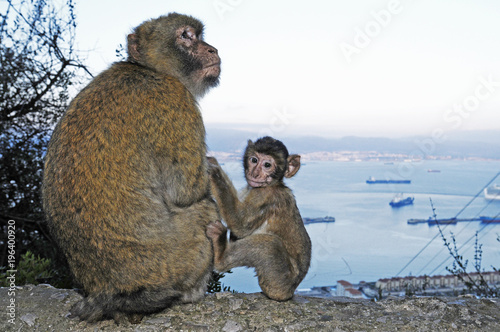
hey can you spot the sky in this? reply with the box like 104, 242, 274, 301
73, 0, 500, 138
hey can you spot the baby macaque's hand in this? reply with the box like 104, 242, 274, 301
206, 220, 227, 241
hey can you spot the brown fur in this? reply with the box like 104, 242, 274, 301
206, 137, 311, 301
42, 13, 220, 323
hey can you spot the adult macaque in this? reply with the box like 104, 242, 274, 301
207, 136, 311, 301
42, 13, 220, 323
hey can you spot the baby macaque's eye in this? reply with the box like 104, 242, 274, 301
250, 157, 258, 164
264, 162, 272, 169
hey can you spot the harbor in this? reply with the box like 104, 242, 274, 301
219, 160, 500, 293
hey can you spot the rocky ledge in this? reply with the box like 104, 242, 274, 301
1, 284, 499, 331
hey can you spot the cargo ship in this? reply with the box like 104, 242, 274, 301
366, 176, 411, 184
484, 184, 500, 201
389, 194, 414, 207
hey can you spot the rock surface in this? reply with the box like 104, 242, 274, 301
1, 284, 499, 331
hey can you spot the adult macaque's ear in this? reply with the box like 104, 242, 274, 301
285, 154, 301, 178
127, 33, 141, 61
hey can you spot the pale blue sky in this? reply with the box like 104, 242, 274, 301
74, 0, 500, 137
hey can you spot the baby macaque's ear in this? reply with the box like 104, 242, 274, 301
284, 154, 301, 178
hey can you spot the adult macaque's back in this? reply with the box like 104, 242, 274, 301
42, 13, 221, 323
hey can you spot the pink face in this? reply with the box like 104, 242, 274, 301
245, 152, 277, 188
175, 26, 221, 81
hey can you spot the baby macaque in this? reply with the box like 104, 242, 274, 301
207, 136, 311, 301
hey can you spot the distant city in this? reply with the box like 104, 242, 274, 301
296, 271, 500, 299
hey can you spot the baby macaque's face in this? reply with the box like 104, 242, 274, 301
245, 152, 276, 188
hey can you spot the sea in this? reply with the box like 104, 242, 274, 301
217, 159, 500, 293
